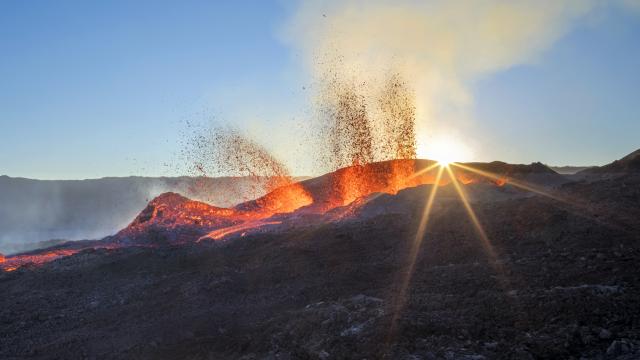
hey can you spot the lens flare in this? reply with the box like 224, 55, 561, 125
418, 136, 471, 166
387, 165, 444, 344
445, 166, 497, 261
451, 162, 564, 202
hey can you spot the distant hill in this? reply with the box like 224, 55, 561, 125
579, 149, 640, 174
549, 166, 592, 175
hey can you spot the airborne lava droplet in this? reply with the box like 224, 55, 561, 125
378, 73, 417, 161
186, 127, 303, 203
187, 127, 313, 214
316, 65, 418, 170
323, 80, 374, 169
312, 67, 420, 206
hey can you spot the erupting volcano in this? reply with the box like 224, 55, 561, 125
2, 65, 573, 271
3, 147, 640, 359
4, 2, 640, 357
0, 155, 566, 272
0, 69, 576, 272
4, 77, 638, 358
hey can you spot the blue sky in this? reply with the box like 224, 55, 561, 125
473, 4, 640, 166
1, 1, 639, 179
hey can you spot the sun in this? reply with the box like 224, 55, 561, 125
418, 136, 472, 166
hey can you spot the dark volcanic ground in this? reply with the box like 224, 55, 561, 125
1, 161, 640, 359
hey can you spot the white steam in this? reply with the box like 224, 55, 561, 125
283, 0, 619, 159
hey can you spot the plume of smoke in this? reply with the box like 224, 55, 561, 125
285, 0, 599, 157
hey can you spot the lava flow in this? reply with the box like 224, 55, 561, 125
0, 249, 80, 272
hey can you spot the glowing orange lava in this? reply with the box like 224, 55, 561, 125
199, 220, 282, 241
3, 159, 521, 271
245, 182, 313, 216
0, 249, 80, 272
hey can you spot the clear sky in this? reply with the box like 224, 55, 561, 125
1, 0, 639, 179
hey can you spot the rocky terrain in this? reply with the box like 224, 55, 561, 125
580, 149, 640, 176
0, 152, 639, 359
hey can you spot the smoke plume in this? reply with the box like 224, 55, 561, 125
285, 0, 600, 157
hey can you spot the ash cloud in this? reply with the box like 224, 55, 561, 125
283, 0, 609, 156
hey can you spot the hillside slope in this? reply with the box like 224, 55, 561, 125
579, 149, 640, 175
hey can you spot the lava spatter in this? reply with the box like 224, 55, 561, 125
378, 73, 417, 161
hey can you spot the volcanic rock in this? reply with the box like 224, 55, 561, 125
111, 192, 241, 245
1, 157, 639, 359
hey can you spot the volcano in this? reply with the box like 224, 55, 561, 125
1, 153, 640, 359
0, 158, 571, 270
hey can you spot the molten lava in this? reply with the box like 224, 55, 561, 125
199, 220, 282, 241
0, 249, 80, 272
237, 182, 313, 216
